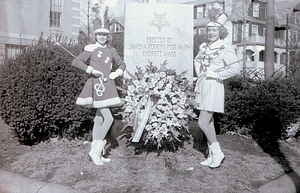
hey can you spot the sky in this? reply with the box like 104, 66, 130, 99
107, 0, 194, 18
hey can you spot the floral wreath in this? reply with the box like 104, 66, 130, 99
120, 61, 197, 149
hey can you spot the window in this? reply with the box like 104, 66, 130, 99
50, 0, 62, 28
259, 50, 264, 61
280, 53, 286, 64
233, 24, 238, 41
5, 44, 23, 60
242, 23, 249, 38
198, 28, 205, 35
263, 28, 266, 36
246, 50, 254, 61
295, 12, 300, 24
292, 30, 298, 41
274, 52, 278, 63
196, 6, 204, 19
252, 24, 258, 36
253, 3, 259, 18
194, 28, 197, 35
115, 23, 120, 32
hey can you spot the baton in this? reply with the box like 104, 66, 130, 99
195, 54, 256, 83
55, 42, 108, 82
214, 54, 256, 72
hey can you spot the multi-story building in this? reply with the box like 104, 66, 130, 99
0, 0, 89, 64
187, 0, 300, 76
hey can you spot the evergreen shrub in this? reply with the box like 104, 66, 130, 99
222, 76, 300, 140
0, 39, 95, 145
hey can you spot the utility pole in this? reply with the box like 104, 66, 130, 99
285, 14, 289, 77
264, 0, 275, 79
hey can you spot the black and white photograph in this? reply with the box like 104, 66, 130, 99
1, 0, 300, 192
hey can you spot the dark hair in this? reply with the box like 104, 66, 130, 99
205, 26, 228, 40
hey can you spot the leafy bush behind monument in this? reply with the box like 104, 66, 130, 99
0, 39, 95, 145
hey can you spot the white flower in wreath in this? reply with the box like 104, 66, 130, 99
157, 104, 164, 110
160, 71, 166, 78
166, 111, 175, 118
145, 124, 152, 131
157, 97, 168, 105
124, 105, 133, 113
132, 80, 140, 87
149, 74, 159, 84
155, 110, 163, 117
144, 73, 149, 79
154, 73, 160, 80
177, 113, 187, 119
129, 113, 135, 120
148, 80, 156, 88
157, 80, 164, 89
151, 129, 160, 138
124, 96, 132, 102
166, 83, 172, 88
157, 118, 162, 123
161, 124, 169, 136
179, 97, 187, 106
171, 97, 178, 104
160, 113, 168, 121
127, 85, 136, 94
171, 117, 181, 127
160, 91, 166, 99
167, 75, 175, 83
152, 122, 161, 129
166, 118, 173, 126
165, 88, 171, 96
157, 98, 164, 105
153, 87, 159, 94
140, 80, 147, 88
150, 116, 158, 123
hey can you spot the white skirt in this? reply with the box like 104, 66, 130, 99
194, 77, 224, 113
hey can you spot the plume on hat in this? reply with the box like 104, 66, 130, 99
92, 4, 110, 34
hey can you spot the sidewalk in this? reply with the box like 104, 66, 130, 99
0, 170, 83, 193
1, 166, 300, 193
258, 167, 300, 193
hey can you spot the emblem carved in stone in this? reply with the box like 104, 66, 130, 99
150, 13, 169, 32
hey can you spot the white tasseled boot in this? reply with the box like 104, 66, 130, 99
99, 140, 111, 163
89, 140, 104, 166
200, 143, 212, 166
208, 142, 225, 168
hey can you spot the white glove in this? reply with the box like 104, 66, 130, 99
92, 69, 103, 77
206, 70, 220, 79
109, 69, 123, 80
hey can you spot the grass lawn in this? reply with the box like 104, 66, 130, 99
2, 119, 300, 193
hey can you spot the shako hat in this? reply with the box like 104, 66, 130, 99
206, 13, 228, 27
93, 18, 110, 34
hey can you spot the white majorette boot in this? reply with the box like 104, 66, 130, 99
99, 140, 111, 163
208, 142, 225, 168
200, 143, 212, 166
89, 140, 104, 166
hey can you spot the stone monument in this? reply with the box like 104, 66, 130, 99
124, 3, 194, 82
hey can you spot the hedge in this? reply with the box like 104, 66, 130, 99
221, 76, 300, 141
0, 39, 95, 145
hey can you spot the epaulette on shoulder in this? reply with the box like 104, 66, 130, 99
199, 42, 207, 52
84, 44, 98, 52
